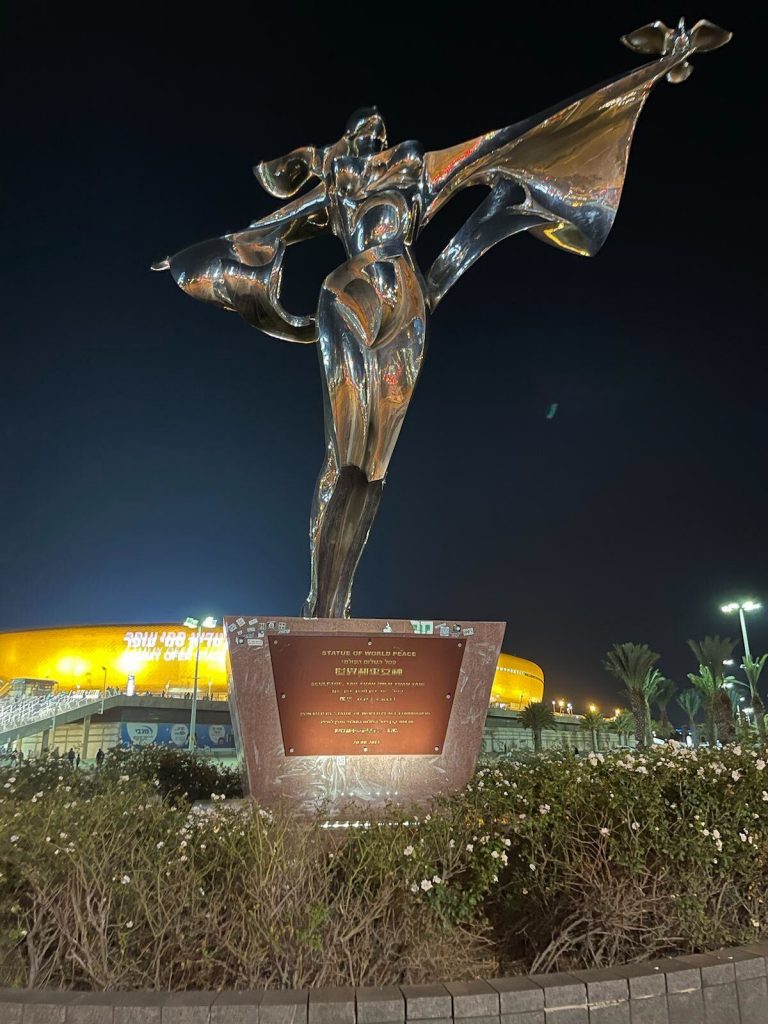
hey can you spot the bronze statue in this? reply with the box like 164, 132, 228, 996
154, 19, 730, 618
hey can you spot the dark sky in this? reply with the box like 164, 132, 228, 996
1, 3, 763, 712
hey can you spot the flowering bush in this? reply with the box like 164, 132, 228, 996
0, 744, 767, 989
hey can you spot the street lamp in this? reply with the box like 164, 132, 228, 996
100, 665, 107, 714
184, 616, 218, 752
721, 600, 761, 660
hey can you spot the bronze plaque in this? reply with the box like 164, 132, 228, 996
269, 634, 466, 756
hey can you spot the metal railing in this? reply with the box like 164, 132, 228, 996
0, 689, 229, 740
0, 691, 102, 735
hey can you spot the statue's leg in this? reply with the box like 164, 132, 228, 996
302, 442, 338, 617
303, 279, 370, 617
305, 257, 426, 618
329, 307, 426, 616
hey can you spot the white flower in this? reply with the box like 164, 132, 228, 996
740, 832, 748, 843
156, 841, 164, 849
410, 882, 419, 894
500, 852, 508, 865
121, 875, 131, 884
125, 920, 133, 929
420, 879, 433, 892
466, 843, 474, 853
119, 775, 129, 782
529, 862, 536, 871
448, 839, 455, 849
9, 835, 18, 844
503, 838, 511, 847
522, 888, 528, 895
732, 770, 742, 782
631, 822, 640, 831
491, 850, 500, 859
432, 875, 442, 885
713, 829, 721, 839
757, 760, 766, 771
403, 845, 414, 857
600, 827, 611, 836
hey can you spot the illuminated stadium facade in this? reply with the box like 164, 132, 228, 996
5, 625, 634, 760
0, 624, 544, 708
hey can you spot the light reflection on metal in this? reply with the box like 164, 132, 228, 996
153, 20, 730, 618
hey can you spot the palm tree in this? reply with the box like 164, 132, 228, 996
677, 688, 702, 747
742, 655, 768, 746
611, 709, 635, 747
653, 676, 677, 739
642, 669, 665, 744
688, 636, 737, 745
581, 708, 606, 752
604, 643, 661, 748
687, 666, 739, 746
520, 701, 556, 753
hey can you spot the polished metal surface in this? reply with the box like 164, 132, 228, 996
154, 22, 730, 618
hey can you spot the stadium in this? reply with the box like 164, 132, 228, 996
0, 624, 586, 759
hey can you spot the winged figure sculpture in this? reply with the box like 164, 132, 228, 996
153, 19, 730, 618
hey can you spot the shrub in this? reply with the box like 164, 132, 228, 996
100, 746, 242, 803
0, 744, 766, 989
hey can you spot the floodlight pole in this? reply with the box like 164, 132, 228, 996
738, 608, 752, 661
721, 601, 760, 664
189, 623, 202, 752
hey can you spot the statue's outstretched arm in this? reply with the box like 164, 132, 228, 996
419, 19, 731, 311
153, 183, 330, 343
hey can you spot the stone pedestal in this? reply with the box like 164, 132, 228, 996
225, 616, 504, 814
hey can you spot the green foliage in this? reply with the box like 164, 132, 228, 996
2, 745, 768, 987
604, 643, 660, 688
100, 746, 242, 802
743, 654, 768, 691
611, 709, 635, 746
604, 644, 661, 748
519, 701, 556, 752
742, 655, 768, 746
688, 636, 736, 680
677, 688, 702, 719
688, 666, 739, 746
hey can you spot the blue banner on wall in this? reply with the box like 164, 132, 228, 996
120, 722, 235, 749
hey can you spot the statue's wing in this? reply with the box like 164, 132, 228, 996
152, 183, 328, 343
420, 20, 731, 310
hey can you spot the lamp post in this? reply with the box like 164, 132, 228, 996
183, 617, 218, 752
721, 600, 761, 661
100, 665, 107, 715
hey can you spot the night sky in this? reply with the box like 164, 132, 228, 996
1, 3, 763, 713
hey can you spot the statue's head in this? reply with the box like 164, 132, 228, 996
344, 107, 387, 157
255, 107, 388, 199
